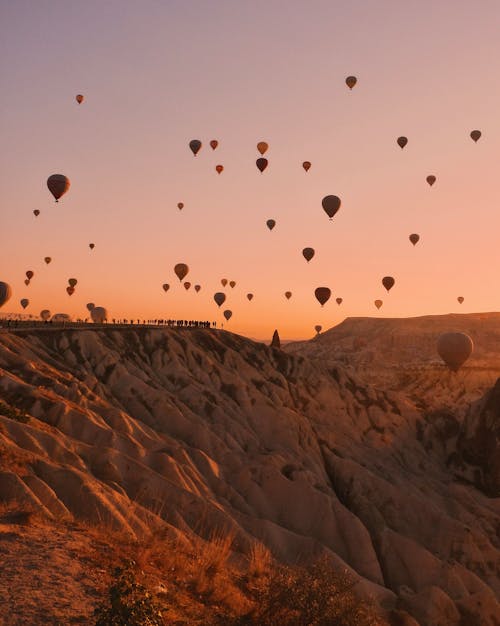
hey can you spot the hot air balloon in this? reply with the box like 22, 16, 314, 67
257, 142, 268, 155
315, 325, 322, 334
374, 299, 383, 309
315, 287, 331, 306
285, 291, 292, 300
302, 161, 311, 172
0, 282, 12, 308
189, 139, 202, 156
470, 130, 481, 143
336, 297, 343, 305
24, 279, 30, 286
162, 284, 170, 292
256, 158, 268, 173
177, 202, 184, 210
266, 219, 276, 231
68, 278, 77, 287
52, 313, 72, 322
174, 263, 189, 281
426, 175, 436, 186
457, 296, 464, 304
210, 140, 218, 150
20, 298, 29, 309
183, 281, 191, 290
33, 210, 40, 217
229, 281, 236, 288
302, 247, 315, 262
26, 271, 34, 280
215, 164, 224, 174
221, 278, 228, 287
66, 286, 75, 295
86, 303, 95, 311
397, 136, 408, 149
44, 257, 52, 264
91, 306, 108, 323
214, 292, 226, 307
89, 243, 95, 250
76, 94, 84, 104
345, 76, 357, 89
322, 195, 341, 220
40, 309, 51, 321
223, 310, 232, 321
247, 293, 254, 301
194, 284, 201, 292
382, 276, 395, 291
409, 234, 420, 246
437, 332, 473, 371
47, 174, 70, 202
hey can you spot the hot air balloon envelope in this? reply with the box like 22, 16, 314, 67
47, 174, 70, 202
314, 287, 331, 306
174, 263, 189, 281
437, 332, 473, 371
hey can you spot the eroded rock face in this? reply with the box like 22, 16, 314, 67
0, 327, 499, 626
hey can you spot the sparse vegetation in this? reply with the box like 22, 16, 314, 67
0, 399, 29, 423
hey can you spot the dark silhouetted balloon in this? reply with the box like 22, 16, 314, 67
183, 281, 191, 290
162, 284, 169, 292
345, 76, 357, 89
470, 130, 481, 142
0, 282, 12, 308
336, 297, 343, 305
44, 257, 51, 264
221, 278, 228, 287
89, 243, 95, 250
91, 306, 108, 323
76, 94, 84, 104
68, 278, 77, 287
382, 276, 395, 291
194, 284, 201, 292
426, 175, 436, 186
322, 195, 341, 220
86, 302, 95, 311
40, 309, 51, 321
302, 161, 311, 172
266, 219, 276, 231
397, 136, 408, 149
229, 281, 236, 288
223, 309, 232, 321
66, 286, 75, 295
246, 293, 253, 301
315, 325, 322, 334
177, 202, 184, 210
302, 247, 315, 262
24, 279, 30, 286
20, 298, 29, 309
26, 271, 34, 280
214, 292, 226, 307
374, 299, 383, 309
457, 296, 464, 304
437, 332, 473, 371
47, 174, 70, 202
174, 263, 189, 281
256, 158, 268, 173
189, 139, 202, 156
409, 233, 420, 246
285, 291, 292, 300
215, 164, 224, 174
33, 210, 40, 217
210, 140, 218, 150
257, 142, 268, 155
315, 287, 331, 306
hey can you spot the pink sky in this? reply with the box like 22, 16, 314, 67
2, 0, 500, 339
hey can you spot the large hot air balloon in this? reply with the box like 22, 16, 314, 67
374, 299, 383, 309
47, 174, 70, 202
66, 286, 75, 296
315, 325, 322, 334
177, 202, 184, 210
183, 281, 191, 290
266, 219, 276, 231
44, 257, 52, 264
223, 310, 232, 321
345, 76, 357, 89
40, 309, 51, 321
33, 210, 40, 217
26, 271, 34, 280
336, 297, 343, 305
189, 140, 202, 156
68, 278, 77, 287
174, 263, 189, 281
229, 281, 236, 288
457, 296, 464, 304
256, 158, 268, 173
246, 293, 254, 301
322, 195, 341, 220
315, 287, 331, 306
86, 303, 95, 311
89, 243, 95, 250
302, 161, 311, 172
76, 94, 84, 104
302, 248, 315, 262
91, 306, 108, 323
257, 142, 268, 155
437, 332, 473, 371
397, 136, 408, 149
409, 234, 420, 246
426, 175, 436, 186
221, 278, 228, 287
215, 164, 224, 174
470, 130, 481, 143
285, 291, 292, 300
210, 140, 218, 150
194, 284, 201, 292
382, 276, 395, 291
0, 282, 12, 308
214, 292, 226, 307
20, 298, 29, 309
162, 284, 170, 292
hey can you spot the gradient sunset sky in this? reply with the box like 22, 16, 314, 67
2, 0, 500, 339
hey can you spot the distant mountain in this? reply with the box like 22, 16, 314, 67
0, 326, 499, 625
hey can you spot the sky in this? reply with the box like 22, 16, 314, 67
2, 0, 500, 340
